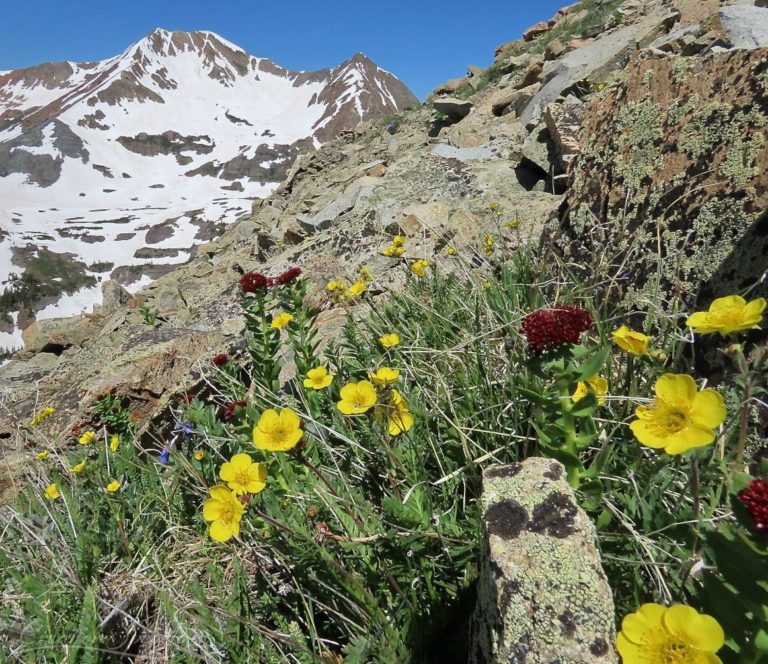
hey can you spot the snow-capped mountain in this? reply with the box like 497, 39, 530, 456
0, 29, 418, 351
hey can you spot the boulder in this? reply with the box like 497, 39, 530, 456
432, 78, 465, 96
719, 5, 768, 48
523, 21, 551, 42
543, 96, 585, 169
432, 97, 474, 121
470, 459, 617, 663
515, 58, 544, 89
22, 314, 103, 354
101, 279, 132, 311
491, 83, 542, 118
544, 38, 568, 60
521, 124, 555, 175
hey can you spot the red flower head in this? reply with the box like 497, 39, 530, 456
239, 271, 273, 293
739, 478, 768, 534
212, 353, 229, 367
275, 267, 302, 286
222, 399, 247, 422
521, 306, 593, 353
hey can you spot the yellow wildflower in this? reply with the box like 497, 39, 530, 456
30, 406, 56, 427
203, 485, 245, 542
611, 325, 650, 355
382, 244, 404, 257
571, 376, 608, 406
617, 603, 724, 664
253, 408, 303, 452
686, 295, 766, 336
445, 246, 457, 256
326, 280, 346, 292
488, 201, 501, 212
483, 281, 492, 289
411, 259, 430, 277
630, 373, 726, 455
35, 450, 49, 460
392, 235, 406, 247
106, 480, 121, 493
337, 380, 378, 415
110, 435, 120, 452
304, 366, 334, 390
483, 234, 494, 257
368, 367, 400, 385
79, 430, 96, 446
505, 217, 521, 230
219, 453, 267, 496
379, 333, 400, 349
70, 460, 86, 474
358, 266, 374, 283
194, 450, 205, 461
387, 389, 414, 436
44, 483, 60, 500
347, 279, 367, 299
271, 312, 293, 330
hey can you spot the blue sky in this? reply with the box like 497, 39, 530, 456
0, 0, 568, 99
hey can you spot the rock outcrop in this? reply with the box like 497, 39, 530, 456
470, 459, 616, 663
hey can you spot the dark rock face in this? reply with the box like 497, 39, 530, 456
117, 131, 215, 165
546, 48, 768, 317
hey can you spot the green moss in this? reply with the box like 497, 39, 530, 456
671, 58, 689, 85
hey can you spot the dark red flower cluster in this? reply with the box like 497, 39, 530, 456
239, 271, 272, 293
738, 478, 768, 534
274, 267, 302, 286
521, 306, 593, 353
212, 353, 229, 367
239, 267, 302, 293
222, 399, 247, 422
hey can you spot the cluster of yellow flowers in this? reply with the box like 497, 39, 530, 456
410, 259, 430, 278
483, 234, 494, 257
381, 234, 406, 257
611, 295, 764, 456
325, 267, 373, 304
29, 406, 55, 427
337, 368, 413, 436
271, 312, 293, 330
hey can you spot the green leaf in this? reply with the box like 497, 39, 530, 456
575, 348, 610, 381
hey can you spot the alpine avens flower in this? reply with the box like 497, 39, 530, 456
337, 380, 378, 415
445, 246, 457, 256
35, 450, 49, 460
392, 235, 406, 247
387, 389, 414, 436
106, 480, 121, 493
381, 245, 404, 257
110, 435, 120, 452
70, 460, 86, 474
30, 406, 55, 427
239, 271, 272, 293
194, 450, 205, 461
505, 218, 521, 230
368, 367, 400, 386
686, 295, 766, 336
738, 478, 768, 533
358, 266, 374, 283
347, 279, 366, 299
203, 485, 245, 542
411, 259, 430, 277
219, 453, 267, 496
304, 366, 334, 390
212, 353, 229, 367
326, 280, 346, 292
630, 374, 726, 455
572, 376, 608, 406
274, 267, 302, 286
271, 312, 293, 330
611, 325, 650, 355
253, 408, 303, 452
521, 306, 593, 353
379, 333, 400, 349
44, 483, 60, 500
617, 603, 724, 664
79, 430, 96, 446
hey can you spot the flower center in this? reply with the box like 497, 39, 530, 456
271, 425, 289, 444
657, 638, 694, 663
664, 410, 687, 433
235, 471, 251, 487
219, 503, 235, 523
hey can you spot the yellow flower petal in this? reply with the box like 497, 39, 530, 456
663, 425, 715, 455
210, 519, 236, 542
629, 420, 669, 449
691, 390, 726, 429
620, 603, 666, 644
655, 373, 697, 405
662, 605, 725, 653
709, 295, 746, 312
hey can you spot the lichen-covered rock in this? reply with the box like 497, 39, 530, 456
546, 48, 768, 318
470, 459, 617, 664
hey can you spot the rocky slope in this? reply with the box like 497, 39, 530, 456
1, 0, 767, 504
0, 29, 417, 350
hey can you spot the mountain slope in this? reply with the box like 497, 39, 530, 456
0, 29, 418, 350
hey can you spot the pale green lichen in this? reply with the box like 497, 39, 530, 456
615, 99, 665, 191
671, 58, 688, 85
